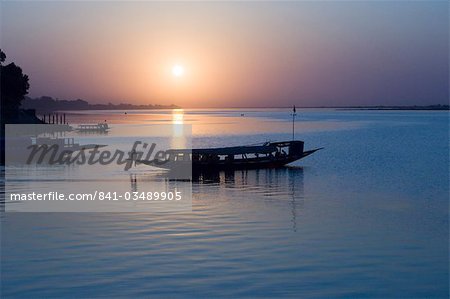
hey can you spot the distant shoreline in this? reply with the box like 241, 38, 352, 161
185, 105, 449, 111
215, 105, 449, 111
21, 96, 449, 112
333, 105, 449, 111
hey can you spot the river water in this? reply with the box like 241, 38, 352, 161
1, 108, 448, 297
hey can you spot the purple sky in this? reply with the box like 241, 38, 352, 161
1, 1, 448, 107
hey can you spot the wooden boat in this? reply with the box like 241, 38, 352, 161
76, 123, 109, 132
136, 141, 322, 172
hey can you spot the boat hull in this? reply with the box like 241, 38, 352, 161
192, 149, 319, 171
136, 149, 321, 172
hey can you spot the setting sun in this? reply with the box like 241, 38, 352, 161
172, 64, 185, 77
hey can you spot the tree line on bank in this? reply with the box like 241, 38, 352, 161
21, 97, 179, 114
0, 49, 178, 123
0, 49, 32, 124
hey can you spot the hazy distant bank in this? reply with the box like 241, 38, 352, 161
21, 96, 448, 113
335, 105, 449, 111
21, 96, 179, 113
231, 105, 449, 110
223, 105, 449, 110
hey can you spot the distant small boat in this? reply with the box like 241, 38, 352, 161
136, 140, 322, 171
76, 123, 109, 132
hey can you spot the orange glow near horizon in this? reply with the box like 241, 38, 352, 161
2, 2, 448, 108
142, 48, 224, 108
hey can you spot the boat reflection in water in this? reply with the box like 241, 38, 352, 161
130, 166, 305, 231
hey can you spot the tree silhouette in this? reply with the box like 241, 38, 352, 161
1, 49, 30, 121
0, 49, 5, 63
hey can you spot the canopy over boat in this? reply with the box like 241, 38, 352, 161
166, 141, 304, 156
167, 145, 275, 156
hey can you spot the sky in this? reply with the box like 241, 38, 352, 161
1, 1, 448, 108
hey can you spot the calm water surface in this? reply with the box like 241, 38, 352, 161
1, 109, 449, 297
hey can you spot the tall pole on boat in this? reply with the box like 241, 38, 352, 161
292, 105, 296, 140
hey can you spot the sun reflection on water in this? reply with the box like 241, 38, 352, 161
171, 109, 188, 149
